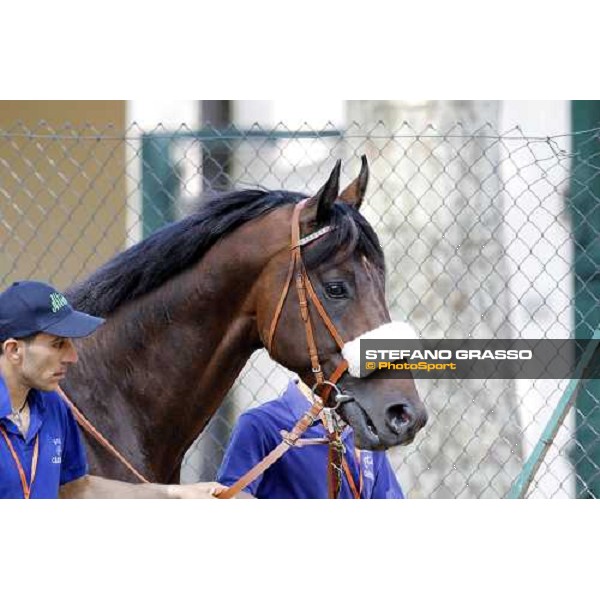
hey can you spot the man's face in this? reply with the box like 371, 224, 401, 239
18, 333, 78, 391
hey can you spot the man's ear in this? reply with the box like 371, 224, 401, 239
2, 339, 22, 363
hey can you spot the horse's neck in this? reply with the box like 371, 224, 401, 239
67, 218, 285, 482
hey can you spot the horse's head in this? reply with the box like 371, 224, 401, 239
255, 157, 427, 450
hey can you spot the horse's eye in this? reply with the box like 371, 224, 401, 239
325, 282, 349, 299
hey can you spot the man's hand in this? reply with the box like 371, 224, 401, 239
168, 482, 226, 499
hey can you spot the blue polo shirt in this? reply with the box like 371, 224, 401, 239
217, 380, 404, 499
0, 375, 88, 499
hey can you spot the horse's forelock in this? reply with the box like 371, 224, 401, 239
303, 203, 384, 271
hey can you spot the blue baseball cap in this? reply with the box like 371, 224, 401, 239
0, 281, 105, 340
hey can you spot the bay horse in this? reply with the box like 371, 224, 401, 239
63, 157, 428, 484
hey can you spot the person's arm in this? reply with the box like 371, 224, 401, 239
217, 412, 274, 497
59, 475, 225, 499
55, 396, 226, 498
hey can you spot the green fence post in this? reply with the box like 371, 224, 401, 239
569, 101, 600, 497
141, 134, 179, 238
508, 333, 600, 498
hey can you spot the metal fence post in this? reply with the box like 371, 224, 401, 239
141, 133, 178, 238
508, 333, 600, 498
569, 101, 600, 497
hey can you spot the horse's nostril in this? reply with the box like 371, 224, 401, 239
385, 404, 413, 434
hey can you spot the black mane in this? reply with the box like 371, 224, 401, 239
67, 189, 384, 316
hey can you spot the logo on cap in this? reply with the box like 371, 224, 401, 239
50, 292, 68, 313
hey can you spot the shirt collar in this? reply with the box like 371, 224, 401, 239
0, 375, 11, 418
0, 373, 45, 420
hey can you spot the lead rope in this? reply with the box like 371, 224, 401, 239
57, 387, 150, 484
215, 396, 325, 499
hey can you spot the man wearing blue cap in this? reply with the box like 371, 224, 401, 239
0, 280, 225, 499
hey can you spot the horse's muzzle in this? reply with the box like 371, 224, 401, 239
338, 397, 428, 450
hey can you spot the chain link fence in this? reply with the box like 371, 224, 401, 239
2, 120, 599, 498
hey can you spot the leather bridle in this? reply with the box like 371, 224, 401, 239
266, 198, 351, 403
218, 198, 359, 499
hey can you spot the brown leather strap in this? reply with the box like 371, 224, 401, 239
290, 199, 306, 247
327, 430, 344, 499
342, 449, 362, 499
57, 387, 150, 484
303, 272, 345, 349
320, 359, 349, 404
266, 250, 297, 354
216, 398, 324, 499
266, 199, 313, 355
217, 441, 287, 499
295, 264, 325, 385
306, 382, 362, 499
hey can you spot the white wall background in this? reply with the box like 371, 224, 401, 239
500, 101, 574, 498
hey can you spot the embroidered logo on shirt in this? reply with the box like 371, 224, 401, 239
51, 437, 62, 464
362, 452, 374, 480
50, 293, 68, 313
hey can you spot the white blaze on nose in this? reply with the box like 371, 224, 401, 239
341, 321, 419, 378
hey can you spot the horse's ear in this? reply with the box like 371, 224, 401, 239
339, 155, 369, 210
305, 159, 341, 224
